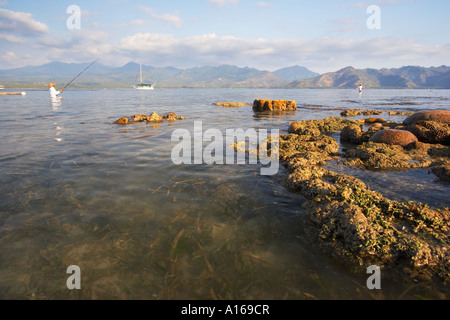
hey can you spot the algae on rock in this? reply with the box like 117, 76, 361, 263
277, 116, 449, 283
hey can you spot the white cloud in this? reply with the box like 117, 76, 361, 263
351, 0, 419, 8
257, 2, 274, 8
208, 0, 239, 6
0, 8, 48, 35
138, 6, 182, 28
0, 33, 25, 43
129, 19, 148, 26
115, 32, 450, 72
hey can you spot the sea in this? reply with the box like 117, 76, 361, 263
0, 88, 449, 300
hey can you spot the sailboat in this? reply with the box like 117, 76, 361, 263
134, 63, 154, 90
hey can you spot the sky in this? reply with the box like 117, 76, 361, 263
0, 0, 449, 73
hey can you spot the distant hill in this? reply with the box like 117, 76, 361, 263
273, 65, 319, 81
0, 62, 448, 89
156, 65, 290, 88
286, 65, 450, 89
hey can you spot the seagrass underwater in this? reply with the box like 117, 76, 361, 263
1, 89, 449, 300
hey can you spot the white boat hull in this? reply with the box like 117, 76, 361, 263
134, 85, 154, 90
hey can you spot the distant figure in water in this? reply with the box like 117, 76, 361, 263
49, 82, 63, 98
359, 84, 363, 93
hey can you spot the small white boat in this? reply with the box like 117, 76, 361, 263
134, 63, 154, 90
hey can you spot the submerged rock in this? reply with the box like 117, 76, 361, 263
214, 102, 249, 108
363, 110, 384, 116
113, 112, 186, 124
163, 112, 188, 121
113, 117, 131, 125
387, 111, 415, 116
369, 129, 418, 147
253, 99, 297, 112
341, 109, 362, 117
403, 110, 450, 126
431, 161, 450, 182
132, 114, 151, 122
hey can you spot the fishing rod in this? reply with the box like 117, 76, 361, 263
62, 59, 99, 91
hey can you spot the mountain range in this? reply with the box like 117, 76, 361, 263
287, 66, 450, 89
0, 62, 449, 89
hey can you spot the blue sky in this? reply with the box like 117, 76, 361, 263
0, 0, 449, 73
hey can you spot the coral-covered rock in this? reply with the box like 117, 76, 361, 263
289, 117, 359, 135
114, 112, 187, 124
369, 129, 418, 147
341, 124, 363, 144
341, 109, 362, 117
132, 114, 150, 122
403, 110, 450, 126
163, 113, 188, 121
406, 121, 450, 145
363, 110, 383, 116
147, 112, 163, 122
431, 161, 450, 182
253, 99, 297, 112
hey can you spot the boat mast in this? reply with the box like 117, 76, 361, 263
140, 63, 143, 84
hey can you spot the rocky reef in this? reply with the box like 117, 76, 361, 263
114, 112, 187, 125
273, 111, 450, 283
253, 99, 297, 112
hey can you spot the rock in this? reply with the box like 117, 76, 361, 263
341, 109, 362, 117
369, 129, 419, 147
364, 118, 387, 124
341, 124, 378, 144
163, 113, 188, 121
289, 117, 359, 135
431, 162, 450, 182
132, 114, 150, 122
279, 116, 450, 281
341, 124, 363, 144
214, 102, 249, 108
363, 110, 383, 116
253, 99, 297, 112
403, 110, 450, 126
387, 111, 414, 116
113, 117, 131, 125
114, 112, 187, 124
369, 123, 383, 130
406, 121, 450, 145
148, 112, 163, 122
288, 122, 321, 137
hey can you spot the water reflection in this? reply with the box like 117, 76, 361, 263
51, 97, 62, 110
252, 111, 297, 121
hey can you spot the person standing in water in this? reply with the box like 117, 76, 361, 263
49, 82, 63, 98
359, 84, 363, 93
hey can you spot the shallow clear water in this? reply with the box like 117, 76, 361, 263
0, 89, 449, 299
